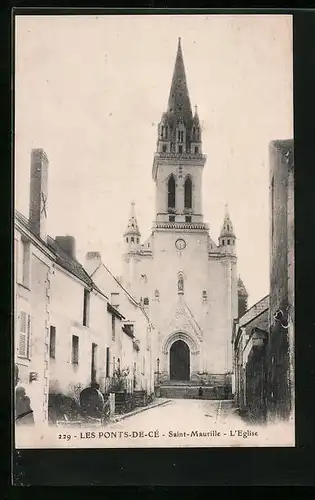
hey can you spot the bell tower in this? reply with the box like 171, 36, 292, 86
153, 38, 206, 225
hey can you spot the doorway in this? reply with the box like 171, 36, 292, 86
170, 339, 190, 381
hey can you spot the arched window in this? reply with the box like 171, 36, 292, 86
184, 176, 192, 209
168, 175, 176, 209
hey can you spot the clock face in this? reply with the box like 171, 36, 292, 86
175, 238, 186, 250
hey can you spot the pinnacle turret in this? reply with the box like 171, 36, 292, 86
238, 276, 248, 317
219, 204, 236, 253
237, 276, 248, 297
220, 204, 235, 238
124, 201, 141, 240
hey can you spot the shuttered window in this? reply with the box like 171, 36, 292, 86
19, 311, 30, 358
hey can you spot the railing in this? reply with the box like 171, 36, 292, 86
154, 221, 209, 231
104, 377, 134, 395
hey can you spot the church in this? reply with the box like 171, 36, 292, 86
121, 38, 246, 389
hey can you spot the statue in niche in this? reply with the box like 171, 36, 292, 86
178, 274, 184, 294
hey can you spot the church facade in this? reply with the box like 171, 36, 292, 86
121, 39, 242, 387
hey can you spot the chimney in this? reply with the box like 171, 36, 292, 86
55, 236, 76, 259
85, 251, 102, 275
29, 149, 49, 242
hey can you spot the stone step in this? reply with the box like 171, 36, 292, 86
159, 385, 232, 400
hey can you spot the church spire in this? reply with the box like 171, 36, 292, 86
167, 37, 192, 120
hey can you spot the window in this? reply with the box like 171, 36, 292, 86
184, 176, 192, 209
131, 237, 134, 243
227, 239, 230, 245
49, 326, 56, 359
178, 145, 183, 154
194, 146, 199, 154
168, 175, 176, 209
222, 240, 225, 246
19, 311, 30, 358
137, 238, 139, 244
143, 297, 149, 306
126, 237, 128, 243
154, 289, 160, 298
202, 290, 207, 301
22, 239, 31, 287
169, 215, 175, 222
112, 315, 116, 341
113, 356, 116, 372
106, 347, 110, 377
162, 144, 167, 153
185, 216, 191, 223
72, 335, 79, 364
83, 289, 90, 327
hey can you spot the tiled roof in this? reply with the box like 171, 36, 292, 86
46, 236, 95, 288
238, 295, 269, 328
15, 210, 104, 294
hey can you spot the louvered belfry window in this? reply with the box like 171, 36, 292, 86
19, 311, 30, 358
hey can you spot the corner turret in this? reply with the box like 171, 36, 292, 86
123, 202, 141, 253
219, 204, 236, 254
238, 276, 248, 317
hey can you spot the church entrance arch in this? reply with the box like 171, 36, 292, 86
170, 340, 190, 381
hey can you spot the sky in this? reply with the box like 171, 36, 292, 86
15, 14, 293, 307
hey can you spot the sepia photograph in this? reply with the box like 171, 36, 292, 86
14, 13, 294, 449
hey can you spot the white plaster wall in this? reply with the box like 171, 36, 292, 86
49, 267, 109, 398
14, 229, 52, 424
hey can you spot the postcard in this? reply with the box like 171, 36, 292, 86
14, 13, 294, 450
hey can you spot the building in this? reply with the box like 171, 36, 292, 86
120, 38, 243, 392
85, 252, 155, 396
267, 139, 294, 422
232, 295, 269, 421
14, 149, 156, 426
14, 149, 112, 424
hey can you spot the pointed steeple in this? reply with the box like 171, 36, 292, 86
193, 105, 200, 125
220, 204, 235, 238
124, 201, 141, 238
167, 37, 192, 121
219, 204, 236, 253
